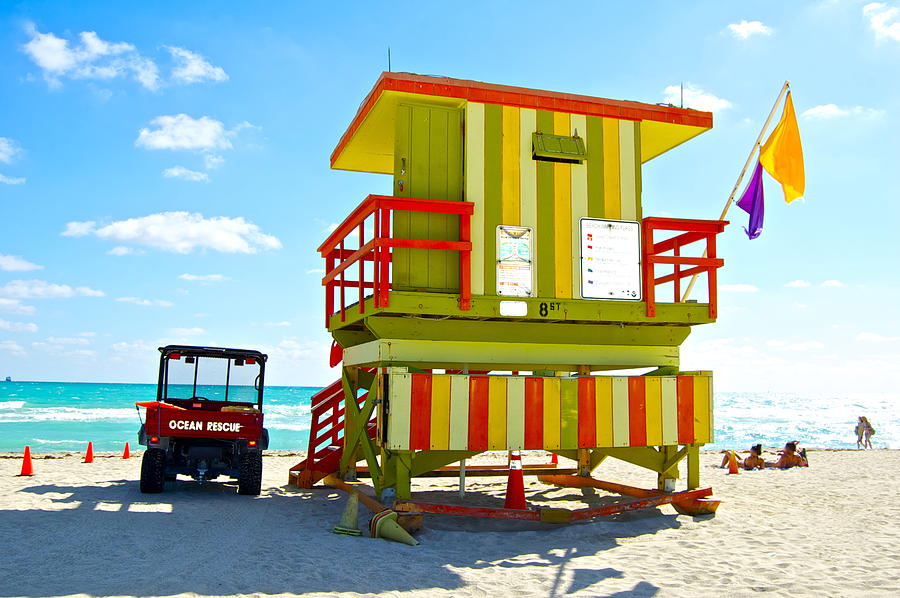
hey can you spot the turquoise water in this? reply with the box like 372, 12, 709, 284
0, 381, 896, 452
0, 381, 316, 452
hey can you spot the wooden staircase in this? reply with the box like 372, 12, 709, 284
289, 374, 376, 488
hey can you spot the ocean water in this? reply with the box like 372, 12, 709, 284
0, 381, 896, 453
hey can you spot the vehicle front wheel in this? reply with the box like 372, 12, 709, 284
140, 448, 166, 493
237, 452, 262, 496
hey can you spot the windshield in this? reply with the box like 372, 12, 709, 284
163, 355, 262, 404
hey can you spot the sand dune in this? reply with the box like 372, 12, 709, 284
1, 449, 897, 597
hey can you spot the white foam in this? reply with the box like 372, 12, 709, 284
0, 406, 136, 423
33, 438, 89, 445
266, 423, 311, 432
0, 401, 25, 409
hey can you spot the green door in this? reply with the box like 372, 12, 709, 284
392, 104, 464, 292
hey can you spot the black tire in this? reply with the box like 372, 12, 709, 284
140, 448, 166, 493
237, 452, 262, 495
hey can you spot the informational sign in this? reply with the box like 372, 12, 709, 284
496, 225, 533, 297
580, 218, 641, 300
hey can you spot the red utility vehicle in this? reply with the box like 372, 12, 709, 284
137, 345, 269, 495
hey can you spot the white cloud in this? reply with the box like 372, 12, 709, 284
178, 273, 229, 282
856, 332, 899, 342
0, 279, 104, 299
136, 114, 232, 151
864, 2, 900, 41
663, 83, 731, 113
719, 283, 759, 292
0, 174, 26, 185
22, 25, 160, 90
63, 211, 282, 254
107, 246, 145, 256
821, 279, 845, 287
264, 321, 292, 327
163, 166, 209, 182
306, 268, 325, 275
783, 341, 826, 351
801, 104, 885, 120
268, 339, 320, 360
0, 319, 38, 333
0, 138, 21, 164
727, 20, 773, 39
117, 296, 174, 307
0, 340, 26, 355
110, 339, 154, 355
169, 327, 205, 336
46, 336, 90, 346
32, 341, 96, 357
0, 255, 42, 271
0, 298, 36, 315
166, 46, 228, 84
204, 154, 224, 170
62, 221, 97, 237
785, 279, 811, 288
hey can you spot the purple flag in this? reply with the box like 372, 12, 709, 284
737, 160, 765, 239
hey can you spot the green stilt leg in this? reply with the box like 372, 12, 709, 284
686, 445, 700, 490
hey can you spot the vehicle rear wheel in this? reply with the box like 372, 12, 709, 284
140, 448, 166, 493
237, 452, 262, 495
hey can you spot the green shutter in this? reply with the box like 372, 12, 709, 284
532, 132, 587, 164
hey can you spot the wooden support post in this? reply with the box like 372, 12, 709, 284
396, 451, 413, 500
686, 445, 700, 490
341, 372, 382, 488
577, 449, 591, 476
339, 367, 359, 480
658, 445, 679, 491
459, 459, 466, 500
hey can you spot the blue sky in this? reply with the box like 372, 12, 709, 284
1, 1, 898, 392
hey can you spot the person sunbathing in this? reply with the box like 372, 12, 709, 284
766, 442, 808, 469
719, 444, 766, 470
742, 444, 766, 470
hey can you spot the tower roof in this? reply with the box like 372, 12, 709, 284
331, 72, 713, 174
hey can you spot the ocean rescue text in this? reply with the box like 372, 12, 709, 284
168, 420, 243, 433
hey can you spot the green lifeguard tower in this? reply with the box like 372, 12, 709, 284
291, 73, 727, 518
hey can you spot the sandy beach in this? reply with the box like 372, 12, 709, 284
1, 449, 898, 598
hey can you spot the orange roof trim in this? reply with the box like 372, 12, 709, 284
331, 72, 713, 169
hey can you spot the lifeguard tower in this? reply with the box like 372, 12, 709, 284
291, 73, 727, 520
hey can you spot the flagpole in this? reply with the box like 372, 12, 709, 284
680, 80, 791, 302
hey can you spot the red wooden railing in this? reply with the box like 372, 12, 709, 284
641, 217, 728, 318
290, 374, 377, 488
317, 194, 474, 326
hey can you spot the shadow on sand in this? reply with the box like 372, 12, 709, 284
0, 478, 680, 597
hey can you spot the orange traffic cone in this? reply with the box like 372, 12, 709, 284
84, 441, 94, 463
726, 450, 740, 475
19, 446, 34, 476
504, 450, 527, 510
122, 442, 131, 459
550, 453, 558, 465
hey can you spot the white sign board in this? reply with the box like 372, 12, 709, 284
580, 218, 642, 300
496, 225, 533, 297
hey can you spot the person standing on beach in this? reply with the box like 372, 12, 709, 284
861, 417, 875, 449
855, 417, 867, 449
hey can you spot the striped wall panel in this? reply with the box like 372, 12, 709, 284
465, 102, 642, 301
385, 373, 713, 451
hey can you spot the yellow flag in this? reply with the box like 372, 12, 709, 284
760, 92, 805, 203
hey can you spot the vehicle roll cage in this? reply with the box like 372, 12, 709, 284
156, 345, 268, 409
